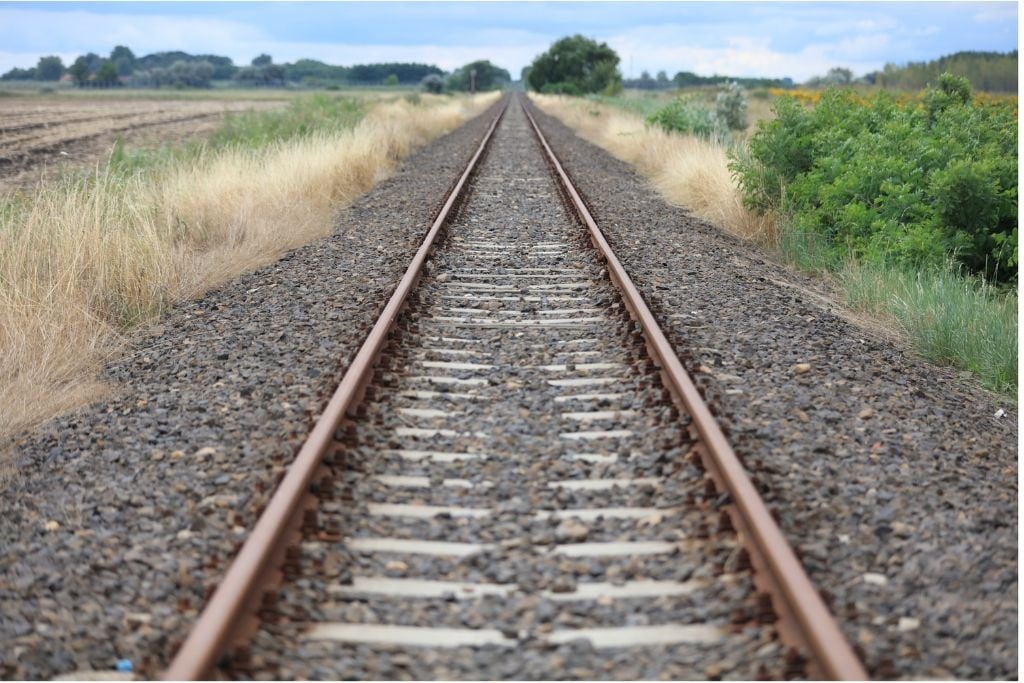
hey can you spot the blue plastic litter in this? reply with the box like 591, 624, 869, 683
116, 659, 133, 673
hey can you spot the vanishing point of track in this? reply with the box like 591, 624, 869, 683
164, 94, 867, 680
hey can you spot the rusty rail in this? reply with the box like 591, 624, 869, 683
163, 96, 509, 680
520, 95, 868, 681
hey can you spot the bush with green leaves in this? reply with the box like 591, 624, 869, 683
420, 74, 444, 94
646, 96, 729, 143
730, 74, 1018, 283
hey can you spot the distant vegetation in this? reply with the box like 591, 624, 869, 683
0, 45, 491, 91
446, 60, 511, 92
526, 35, 623, 95
606, 50, 1016, 95
625, 70, 792, 90
869, 50, 1017, 93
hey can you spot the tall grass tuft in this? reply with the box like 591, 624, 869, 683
532, 94, 777, 245
841, 261, 1017, 393
0, 92, 499, 443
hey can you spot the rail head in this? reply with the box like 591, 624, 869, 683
162, 95, 509, 680
519, 93, 867, 681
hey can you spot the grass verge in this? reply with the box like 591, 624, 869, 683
530, 94, 777, 245
0, 91, 499, 444
532, 93, 1017, 395
840, 261, 1017, 392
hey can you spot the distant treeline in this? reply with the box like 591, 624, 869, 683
0, 46, 454, 88
867, 50, 1017, 93
624, 70, 793, 90
612, 51, 1017, 94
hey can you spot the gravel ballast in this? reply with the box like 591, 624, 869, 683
0, 91, 1016, 681
528, 99, 1018, 679
0, 100, 502, 680
244, 100, 787, 681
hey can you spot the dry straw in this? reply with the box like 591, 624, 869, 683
0, 92, 499, 444
530, 94, 776, 246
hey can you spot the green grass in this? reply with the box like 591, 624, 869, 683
777, 220, 1017, 395
208, 93, 367, 147
95, 93, 369, 178
840, 261, 1017, 394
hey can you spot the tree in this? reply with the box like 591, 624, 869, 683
805, 67, 854, 87
35, 56, 64, 81
94, 60, 120, 87
252, 53, 273, 66
137, 51, 237, 80
110, 45, 136, 75
383, 73, 399, 86
165, 60, 214, 88
421, 73, 444, 93
81, 52, 104, 74
447, 60, 510, 91
68, 56, 91, 86
285, 58, 348, 84
234, 62, 287, 87
347, 62, 443, 84
1, 67, 36, 80
527, 34, 622, 95
632, 70, 657, 90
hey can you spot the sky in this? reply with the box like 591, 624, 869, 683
0, 1, 1017, 82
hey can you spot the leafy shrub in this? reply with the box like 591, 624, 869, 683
420, 74, 443, 94
715, 81, 748, 130
541, 81, 583, 96
730, 74, 1018, 282
646, 96, 729, 142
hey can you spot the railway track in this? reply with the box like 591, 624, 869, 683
164, 94, 867, 680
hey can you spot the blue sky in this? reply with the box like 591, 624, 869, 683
0, 2, 1017, 81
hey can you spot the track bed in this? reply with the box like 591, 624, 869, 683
241, 102, 782, 679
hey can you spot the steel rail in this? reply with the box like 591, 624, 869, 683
520, 95, 868, 681
163, 96, 509, 680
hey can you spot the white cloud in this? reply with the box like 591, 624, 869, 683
973, 5, 1017, 23
607, 25, 889, 81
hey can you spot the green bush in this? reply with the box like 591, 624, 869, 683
730, 75, 1018, 282
541, 81, 583, 96
646, 96, 729, 142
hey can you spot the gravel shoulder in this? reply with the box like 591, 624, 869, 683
0, 99, 502, 680
528, 101, 1018, 679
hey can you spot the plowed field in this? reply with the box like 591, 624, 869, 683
0, 96, 285, 191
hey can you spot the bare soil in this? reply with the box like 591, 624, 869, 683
0, 96, 284, 192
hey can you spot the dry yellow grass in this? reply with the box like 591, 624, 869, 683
0, 92, 499, 444
530, 94, 776, 245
